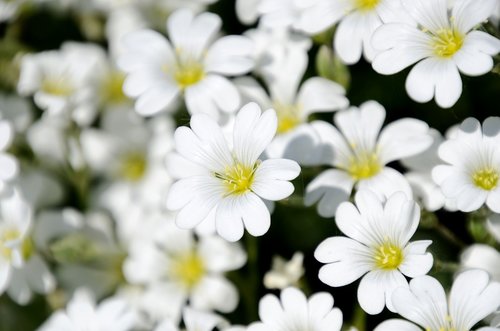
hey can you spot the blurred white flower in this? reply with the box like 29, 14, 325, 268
401, 129, 447, 212
81, 109, 174, 217
263, 252, 304, 290
374, 270, 500, 331
27, 116, 86, 170
34, 208, 122, 299
305, 100, 433, 217
315, 190, 433, 314
297, 0, 411, 64
0, 189, 56, 305
37, 288, 137, 331
123, 221, 246, 318
118, 9, 254, 118
0, 0, 24, 22
17, 42, 106, 126
248, 287, 343, 331
460, 244, 500, 282
486, 213, 500, 243
0, 94, 33, 133
235, 48, 348, 165
244, 26, 311, 78
433, 117, 500, 213
154, 307, 225, 331
372, 0, 500, 108
0, 119, 19, 193
166, 103, 300, 241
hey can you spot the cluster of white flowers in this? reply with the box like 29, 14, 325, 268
0, 0, 499, 330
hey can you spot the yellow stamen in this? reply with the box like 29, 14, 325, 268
41, 77, 74, 96
472, 168, 499, 191
347, 152, 381, 180
0, 229, 33, 261
119, 152, 147, 182
355, 0, 379, 11
432, 28, 464, 58
374, 242, 403, 270
274, 102, 302, 134
101, 70, 128, 104
174, 61, 205, 90
171, 252, 205, 289
215, 162, 259, 195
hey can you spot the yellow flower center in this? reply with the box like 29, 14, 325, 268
41, 77, 74, 96
472, 168, 499, 191
101, 70, 128, 104
374, 242, 403, 270
274, 102, 302, 134
119, 152, 147, 182
171, 252, 205, 289
355, 0, 380, 11
426, 315, 457, 331
0, 229, 33, 261
432, 28, 464, 58
174, 61, 205, 90
347, 152, 381, 180
215, 162, 259, 195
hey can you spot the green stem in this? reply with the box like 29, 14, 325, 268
243, 235, 259, 322
351, 303, 366, 331
434, 222, 467, 249
434, 259, 460, 273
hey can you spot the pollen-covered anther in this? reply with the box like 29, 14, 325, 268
374, 242, 403, 270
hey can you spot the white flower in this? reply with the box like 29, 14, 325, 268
460, 244, 500, 282
0, 189, 55, 305
297, 0, 411, 64
305, 100, 433, 217
374, 270, 500, 331
0, 119, 19, 193
154, 307, 225, 331
372, 0, 500, 108
81, 109, 174, 217
315, 190, 433, 314
247, 287, 343, 331
487, 213, 500, 243
0, 94, 33, 133
235, 48, 348, 165
37, 288, 137, 331
123, 221, 247, 318
401, 128, 447, 212
263, 252, 305, 290
432, 117, 500, 213
166, 102, 300, 242
17, 42, 105, 126
244, 26, 312, 78
118, 9, 254, 118
0, 0, 23, 22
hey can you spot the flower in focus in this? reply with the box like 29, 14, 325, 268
118, 9, 254, 118
247, 287, 343, 331
315, 190, 433, 314
433, 117, 500, 213
166, 102, 300, 242
37, 288, 137, 331
305, 100, 433, 217
372, 0, 500, 108
374, 269, 500, 331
